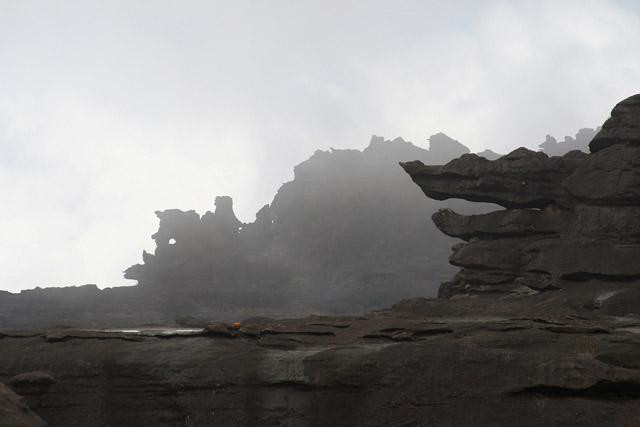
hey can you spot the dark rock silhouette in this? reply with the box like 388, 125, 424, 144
124, 134, 488, 313
402, 94, 640, 303
0, 133, 492, 329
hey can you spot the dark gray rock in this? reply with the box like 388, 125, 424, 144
401, 148, 587, 209
563, 144, 640, 206
590, 94, 640, 152
3, 306, 640, 426
402, 94, 640, 299
432, 208, 569, 240
0, 383, 45, 427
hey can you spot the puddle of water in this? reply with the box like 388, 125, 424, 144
99, 328, 204, 336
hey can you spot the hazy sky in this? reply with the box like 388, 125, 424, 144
1, 0, 639, 292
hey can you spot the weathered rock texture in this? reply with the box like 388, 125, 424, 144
402, 94, 640, 301
3, 293, 640, 426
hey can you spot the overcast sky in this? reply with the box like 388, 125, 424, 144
1, 0, 639, 292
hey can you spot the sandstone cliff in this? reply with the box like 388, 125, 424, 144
401, 94, 640, 311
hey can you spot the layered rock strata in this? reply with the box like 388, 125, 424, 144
4, 300, 640, 426
402, 94, 640, 300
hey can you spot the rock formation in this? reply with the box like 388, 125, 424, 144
0, 133, 492, 329
0, 120, 604, 331
402, 94, 640, 306
121, 134, 490, 315
2, 96, 640, 426
3, 295, 640, 426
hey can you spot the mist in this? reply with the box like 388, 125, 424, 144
2, 0, 640, 292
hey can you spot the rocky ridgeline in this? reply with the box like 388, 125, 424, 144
402, 94, 640, 305
0, 383, 45, 427
0, 133, 493, 329
0, 126, 598, 330
124, 133, 481, 313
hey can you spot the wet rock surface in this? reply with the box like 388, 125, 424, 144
3, 298, 640, 426
402, 94, 640, 301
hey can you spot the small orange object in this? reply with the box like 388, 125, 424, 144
231, 322, 242, 329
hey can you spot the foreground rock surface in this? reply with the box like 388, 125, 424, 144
2, 222, 639, 426
3, 291, 640, 426
0, 383, 45, 427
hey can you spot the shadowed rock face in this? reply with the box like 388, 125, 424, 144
590, 94, 640, 152
402, 94, 640, 300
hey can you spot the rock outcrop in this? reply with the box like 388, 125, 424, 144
401, 94, 640, 303
589, 95, 640, 152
